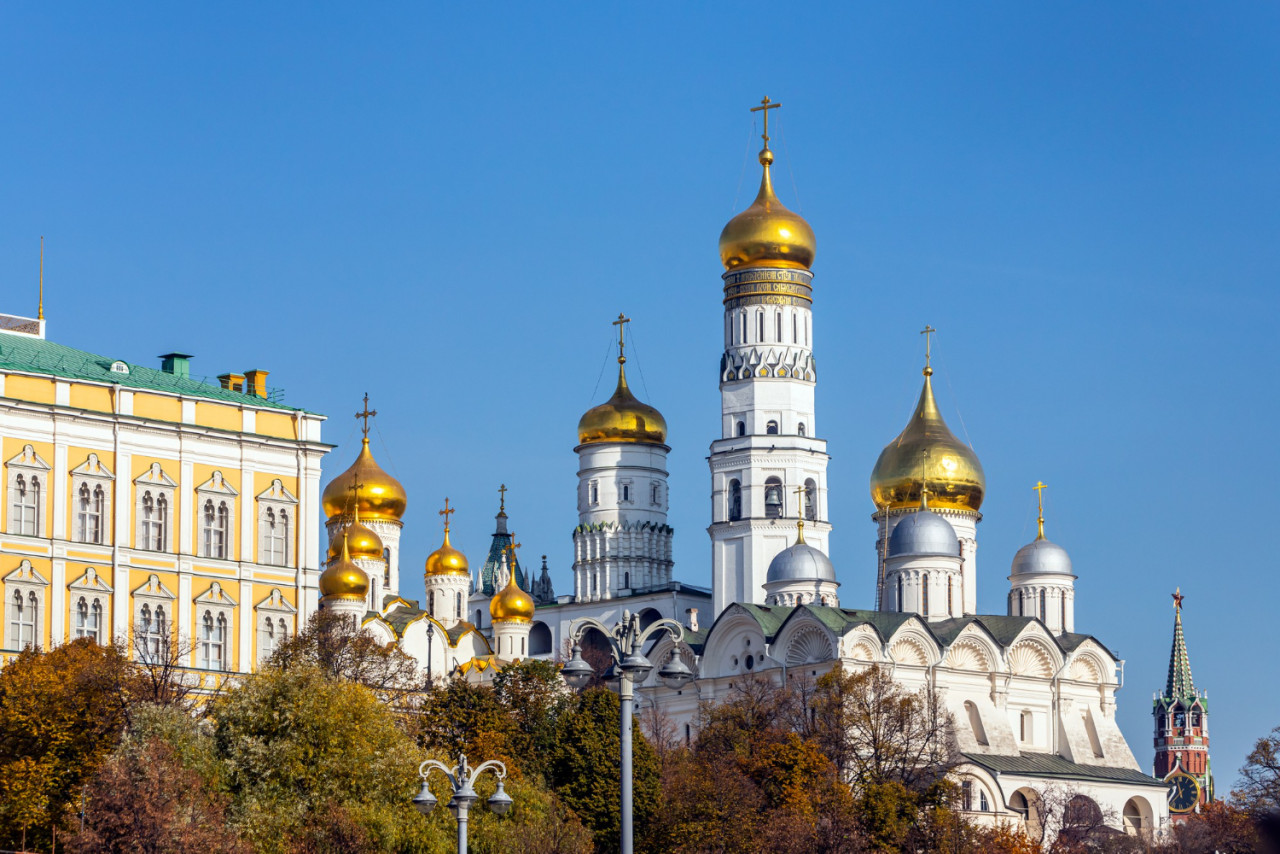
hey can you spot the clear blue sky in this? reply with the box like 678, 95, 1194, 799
3, 3, 1276, 787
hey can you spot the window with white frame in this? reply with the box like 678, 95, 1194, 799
3, 560, 48, 650
256, 480, 298, 568
196, 472, 238, 560
73, 596, 104, 642
6, 445, 50, 538
134, 463, 176, 552
137, 603, 169, 663
68, 567, 111, 644
70, 454, 113, 545
255, 587, 296, 664
199, 610, 228, 670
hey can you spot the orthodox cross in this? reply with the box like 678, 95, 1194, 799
355, 393, 377, 437
920, 325, 936, 372
613, 313, 631, 363
498, 483, 508, 513
347, 474, 364, 516
751, 96, 781, 148
1172, 588, 1184, 611
1033, 480, 1048, 538
439, 498, 455, 533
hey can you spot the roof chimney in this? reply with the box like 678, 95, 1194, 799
686, 608, 699, 633
244, 369, 269, 398
159, 353, 192, 378
217, 373, 245, 392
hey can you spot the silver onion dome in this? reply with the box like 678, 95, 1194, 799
888, 509, 960, 558
1011, 537, 1074, 577
766, 541, 836, 584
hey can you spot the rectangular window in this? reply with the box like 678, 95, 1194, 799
200, 611, 227, 670
12, 475, 40, 536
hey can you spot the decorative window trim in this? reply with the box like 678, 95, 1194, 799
135, 463, 177, 552
68, 567, 113, 643
131, 574, 176, 662
4, 560, 49, 650
6, 444, 51, 538
195, 472, 238, 560
70, 454, 114, 545
256, 587, 297, 663
194, 582, 237, 671
619, 479, 634, 505
256, 479, 298, 568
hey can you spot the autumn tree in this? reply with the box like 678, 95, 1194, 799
1236, 726, 1280, 816
412, 675, 524, 774
268, 609, 421, 702
0, 638, 133, 851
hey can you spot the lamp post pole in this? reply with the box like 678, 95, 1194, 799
560, 611, 694, 854
412, 751, 513, 854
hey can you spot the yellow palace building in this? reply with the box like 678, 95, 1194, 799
0, 304, 330, 677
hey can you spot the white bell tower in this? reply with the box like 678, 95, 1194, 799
709, 98, 830, 617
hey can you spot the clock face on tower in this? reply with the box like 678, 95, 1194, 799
1167, 772, 1200, 813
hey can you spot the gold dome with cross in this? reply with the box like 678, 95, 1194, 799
577, 314, 668, 446
321, 394, 408, 522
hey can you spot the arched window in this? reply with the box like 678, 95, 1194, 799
766, 420, 779, 435
428, 590, 435, 615
757, 311, 764, 341
651, 482, 660, 505
530, 622, 553, 655
456, 591, 463, 619
921, 574, 930, 614
1039, 590, 1047, 621
896, 576, 904, 611
10, 590, 36, 649
965, 701, 989, 745
980, 791, 989, 811
623, 572, 630, 589
77, 484, 92, 542
92, 485, 105, 541
728, 480, 742, 521
1020, 710, 1032, 743
804, 478, 817, 521
202, 500, 217, 557
621, 484, 631, 502
764, 477, 783, 518
476, 609, 483, 626
797, 422, 806, 437
1060, 594, 1066, 629
138, 603, 166, 662
736, 421, 746, 437
74, 596, 90, 639
216, 502, 230, 558
775, 311, 782, 341
792, 313, 798, 343
13, 474, 40, 536
201, 612, 227, 670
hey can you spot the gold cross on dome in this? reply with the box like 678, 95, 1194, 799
346, 474, 364, 511
920, 325, 936, 371
439, 497, 455, 532
613, 313, 631, 363
1033, 480, 1048, 512
498, 483, 508, 512
750, 96, 781, 148
355, 393, 377, 437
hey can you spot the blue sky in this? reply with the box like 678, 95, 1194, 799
3, 4, 1277, 786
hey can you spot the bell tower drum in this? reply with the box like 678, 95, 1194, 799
709, 98, 831, 617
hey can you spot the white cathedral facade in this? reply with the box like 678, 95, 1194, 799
310, 107, 1170, 838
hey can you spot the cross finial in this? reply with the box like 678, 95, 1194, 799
498, 483, 508, 513
920, 483, 932, 511
1172, 587, 1184, 612
612, 313, 631, 365
1033, 480, 1048, 540
439, 497, 455, 533
355, 393, 377, 438
346, 473, 364, 518
750, 96, 782, 151
793, 484, 808, 542
920, 325, 936, 376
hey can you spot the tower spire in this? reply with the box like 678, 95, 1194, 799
38, 236, 45, 320
1166, 587, 1195, 699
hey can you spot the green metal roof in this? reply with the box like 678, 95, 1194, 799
0, 332, 308, 413
963, 752, 1167, 788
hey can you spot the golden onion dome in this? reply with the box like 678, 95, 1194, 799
490, 574, 535, 623
870, 368, 985, 512
426, 528, 470, 577
319, 536, 370, 600
321, 438, 407, 522
719, 148, 816, 272
326, 513, 384, 563
577, 362, 667, 446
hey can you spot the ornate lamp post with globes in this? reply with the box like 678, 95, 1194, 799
560, 610, 694, 854
412, 751, 513, 854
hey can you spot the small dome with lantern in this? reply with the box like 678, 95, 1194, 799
319, 535, 370, 601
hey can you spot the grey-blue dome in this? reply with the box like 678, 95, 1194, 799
888, 510, 960, 557
1011, 538, 1074, 577
766, 541, 836, 584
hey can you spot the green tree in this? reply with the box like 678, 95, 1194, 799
492, 658, 571, 777
413, 676, 523, 774
548, 688, 661, 853
210, 664, 437, 853
0, 638, 132, 851
269, 610, 422, 702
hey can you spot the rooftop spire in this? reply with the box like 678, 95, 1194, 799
1165, 587, 1196, 699
38, 236, 44, 321
1034, 480, 1048, 540
920, 324, 935, 376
